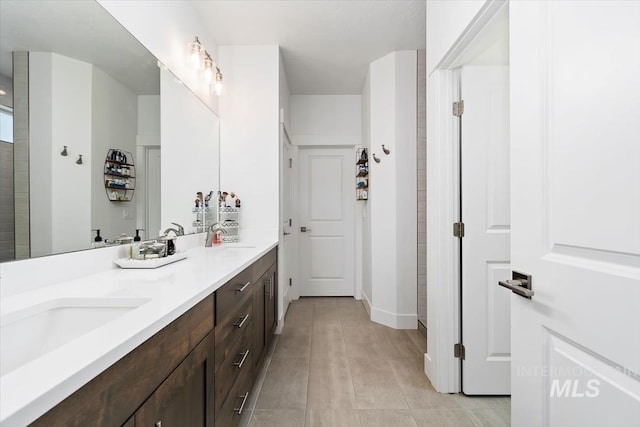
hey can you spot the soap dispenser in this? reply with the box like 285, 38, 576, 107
134, 229, 144, 242
93, 229, 102, 242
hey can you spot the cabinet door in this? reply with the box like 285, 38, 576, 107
135, 332, 215, 427
264, 265, 277, 349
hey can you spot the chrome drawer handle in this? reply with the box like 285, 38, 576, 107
237, 281, 251, 292
234, 392, 249, 415
234, 349, 250, 369
234, 313, 250, 328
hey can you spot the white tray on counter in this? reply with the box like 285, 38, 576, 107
114, 251, 187, 269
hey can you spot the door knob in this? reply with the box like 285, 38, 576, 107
301, 226, 311, 232
498, 271, 534, 299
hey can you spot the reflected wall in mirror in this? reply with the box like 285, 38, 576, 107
0, 0, 160, 261
160, 70, 220, 236
0, 1, 221, 262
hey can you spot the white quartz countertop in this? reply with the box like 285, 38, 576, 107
0, 239, 278, 427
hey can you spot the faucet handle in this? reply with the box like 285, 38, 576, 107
171, 222, 185, 235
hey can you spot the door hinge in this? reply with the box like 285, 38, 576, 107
454, 343, 465, 360
453, 100, 464, 117
289, 278, 292, 287
289, 158, 292, 168
289, 218, 292, 227
453, 222, 465, 238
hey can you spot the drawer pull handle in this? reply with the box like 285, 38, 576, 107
234, 314, 250, 328
234, 392, 250, 415
234, 349, 250, 369
237, 281, 251, 293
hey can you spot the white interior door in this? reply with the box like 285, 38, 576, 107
510, 2, 640, 426
461, 65, 511, 395
298, 147, 354, 296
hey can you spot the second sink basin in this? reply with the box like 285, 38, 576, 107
0, 297, 151, 376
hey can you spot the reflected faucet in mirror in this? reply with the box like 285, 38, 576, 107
205, 223, 227, 247
163, 223, 185, 237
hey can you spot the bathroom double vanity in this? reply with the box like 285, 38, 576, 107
0, 240, 278, 427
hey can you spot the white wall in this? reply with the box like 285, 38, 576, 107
367, 51, 418, 329
160, 70, 220, 235
29, 53, 92, 256
218, 45, 280, 237
426, 0, 487, 75
91, 67, 138, 241
135, 95, 161, 239
290, 95, 361, 146
279, 53, 291, 130
98, 0, 219, 115
360, 72, 372, 305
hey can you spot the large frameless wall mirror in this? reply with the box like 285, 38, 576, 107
0, 0, 220, 262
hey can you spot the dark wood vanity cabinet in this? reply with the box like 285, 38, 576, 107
215, 247, 277, 427
29, 248, 277, 427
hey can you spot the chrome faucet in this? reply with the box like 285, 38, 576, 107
163, 222, 184, 236
205, 222, 227, 247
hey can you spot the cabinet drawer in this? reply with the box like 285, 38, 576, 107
215, 356, 253, 427
214, 320, 253, 413
216, 267, 254, 325
215, 295, 253, 372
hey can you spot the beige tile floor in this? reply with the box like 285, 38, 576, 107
240, 297, 510, 427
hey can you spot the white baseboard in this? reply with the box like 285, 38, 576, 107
370, 306, 418, 329
275, 293, 292, 335
361, 291, 372, 317
362, 291, 417, 329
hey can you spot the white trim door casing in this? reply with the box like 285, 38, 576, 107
278, 124, 296, 332
298, 146, 355, 297
509, 1, 640, 425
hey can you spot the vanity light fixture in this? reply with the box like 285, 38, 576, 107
60, 145, 68, 156
187, 37, 224, 95
382, 144, 391, 155
214, 67, 223, 96
372, 153, 381, 163
188, 36, 204, 68
76, 154, 83, 165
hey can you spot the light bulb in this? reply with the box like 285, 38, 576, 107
214, 68, 223, 96
188, 37, 203, 68
202, 52, 214, 84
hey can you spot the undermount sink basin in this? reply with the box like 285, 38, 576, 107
0, 297, 151, 376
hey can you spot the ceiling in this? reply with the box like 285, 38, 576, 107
0, 0, 159, 95
190, 0, 426, 95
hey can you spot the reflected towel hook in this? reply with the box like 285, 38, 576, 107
382, 144, 390, 155
76, 155, 83, 165
60, 146, 68, 156
372, 153, 381, 163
